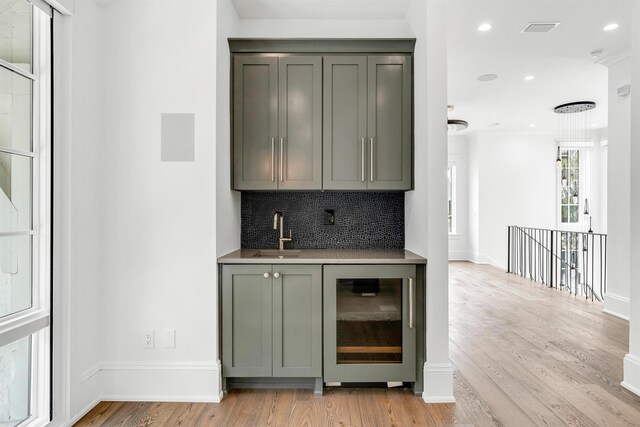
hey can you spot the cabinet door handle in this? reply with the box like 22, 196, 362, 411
361, 138, 365, 182
280, 137, 284, 182
271, 138, 275, 182
370, 137, 374, 182
263, 272, 270, 278
273, 272, 280, 278
408, 277, 414, 329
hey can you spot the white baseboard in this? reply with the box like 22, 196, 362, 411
467, 252, 506, 270
101, 394, 222, 403
72, 360, 223, 422
65, 397, 101, 427
603, 293, 630, 320
623, 354, 640, 397
448, 250, 471, 261
422, 362, 455, 403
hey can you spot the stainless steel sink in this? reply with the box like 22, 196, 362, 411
252, 249, 301, 258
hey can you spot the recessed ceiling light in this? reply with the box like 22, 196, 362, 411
477, 73, 498, 82
478, 23, 492, 32
592, 123, 599, 128
524, 75, 535, 81
529, 124, 536, 128
447, 105, 455, 112
603, 23, 619, 31
488, 122, 501, 128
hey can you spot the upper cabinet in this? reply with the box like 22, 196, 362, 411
230, 39, 414, 191
323, 55, 412, 191
233, 55, 322, 190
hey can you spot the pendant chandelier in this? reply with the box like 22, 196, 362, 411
553, 101, 596, 231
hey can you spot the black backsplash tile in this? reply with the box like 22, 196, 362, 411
241, 192, 405, 249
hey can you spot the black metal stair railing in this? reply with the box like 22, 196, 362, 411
507, 226, 607, 301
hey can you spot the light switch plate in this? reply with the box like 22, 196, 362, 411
163, 329, 176, 348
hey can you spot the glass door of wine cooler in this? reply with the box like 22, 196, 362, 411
323, 265, 417, 383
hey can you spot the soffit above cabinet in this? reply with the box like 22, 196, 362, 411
230, 0, 412, 20
229, 38, 416, 54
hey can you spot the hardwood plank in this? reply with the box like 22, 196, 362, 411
74, 402, 125, 427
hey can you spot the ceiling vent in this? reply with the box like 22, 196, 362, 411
521, 22, 561, 33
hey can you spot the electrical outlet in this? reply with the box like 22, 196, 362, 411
324, 209, 335, 225
163, 329, 176, 348
143, 330, 154, 348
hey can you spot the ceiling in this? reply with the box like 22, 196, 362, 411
447, 0, 634, 135
92, 0, 632, 136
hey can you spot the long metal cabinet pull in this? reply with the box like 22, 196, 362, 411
370, 137, 374, 182
408, 277, 414, 328
280, 137, 284, 182
271, 138, 275, 182
361, 138, 365, 182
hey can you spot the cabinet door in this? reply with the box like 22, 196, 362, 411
323, 56, 368, 190
323, 264, 417, 382
367, 56, 412, 191
278, 57, 323, 190
272, 265, 322, 377
233, 56, 278, 190
222, 265, 273, 377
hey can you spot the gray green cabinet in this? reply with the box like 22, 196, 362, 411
233, 56, 322, 190
323, 55, 412, 191
323, 264, 417, 382
222, 264, 322, 378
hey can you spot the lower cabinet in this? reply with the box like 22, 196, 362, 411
222, 264, 322, 378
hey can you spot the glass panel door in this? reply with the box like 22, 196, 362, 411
323, 265, 417, 383
336, 278, 403, 364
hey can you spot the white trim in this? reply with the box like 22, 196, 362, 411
63, 397, 102, 427
603, 292, 630, 320
622, 381, 640, 397
101, 394, 222, 403
422, 362, 455, 403
622, 354, 640, 397
596, 49, 631, 68
43, 0, 73, 15
423, 395, 456, 403
81, 361, 220, 383
467, 251, 506, 270
51, 10, 74, 427
0, 310, 49, 347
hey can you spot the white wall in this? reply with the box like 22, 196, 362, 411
605, 58, 631, 320
405, 0, 454, 402
448, 135, 468, 260
65, 0, 105, 418
215, 0, 240, 259
467, 131, 557, 269
57, 0, 457, 415
623, 0, 640, 398
92, 0, 219, 401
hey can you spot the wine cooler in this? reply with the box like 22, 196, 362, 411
323, 265, 417, 383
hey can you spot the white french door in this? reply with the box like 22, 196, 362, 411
0, 2, 52, 426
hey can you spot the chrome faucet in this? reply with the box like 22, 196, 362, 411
273, 211, 292, 250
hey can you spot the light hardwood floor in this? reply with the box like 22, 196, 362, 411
75, 262, 640, 426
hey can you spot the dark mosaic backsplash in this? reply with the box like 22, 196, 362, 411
241, 192, 405, 250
